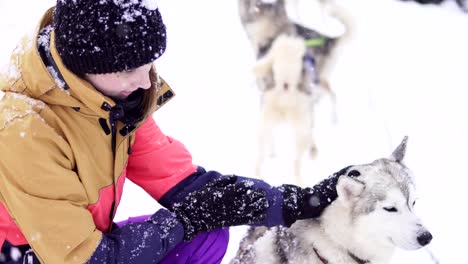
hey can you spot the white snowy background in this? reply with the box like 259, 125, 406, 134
1, 0, 467, 263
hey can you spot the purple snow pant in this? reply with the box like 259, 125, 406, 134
116, 215, 230, 264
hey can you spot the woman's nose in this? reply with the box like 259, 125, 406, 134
136, 73, 151, 90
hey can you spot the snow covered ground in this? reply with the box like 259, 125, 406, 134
1, 0, 467, 263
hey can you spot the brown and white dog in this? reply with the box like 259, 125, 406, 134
238, 0, 352, 183
252, 34, 317, 184
238, 0, 353, 94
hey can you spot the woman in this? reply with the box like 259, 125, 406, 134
0, 0, 345, 263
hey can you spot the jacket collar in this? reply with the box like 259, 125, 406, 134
49, 30, 118, 118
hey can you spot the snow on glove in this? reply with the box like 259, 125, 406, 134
280, 165, 358, 226
172, 175, 269, 241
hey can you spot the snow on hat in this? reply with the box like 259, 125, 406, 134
53, 0, 166, 75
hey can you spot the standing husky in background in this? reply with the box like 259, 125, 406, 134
253, 34, 318, 184
231, 136, 433, 264
238, 0, 353, 181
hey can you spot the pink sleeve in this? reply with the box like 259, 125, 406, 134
126, 118, 197, 200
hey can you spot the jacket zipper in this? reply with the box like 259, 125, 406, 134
101, 102, 139, 230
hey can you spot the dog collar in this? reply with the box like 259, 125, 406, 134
305, 37, 326, 48
313, 247, 370, 264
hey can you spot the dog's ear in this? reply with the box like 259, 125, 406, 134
337, 176, 365, 203
390, 136, 408, 163
252, 53, 274, 78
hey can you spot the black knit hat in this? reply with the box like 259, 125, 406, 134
53, 0, 166, 75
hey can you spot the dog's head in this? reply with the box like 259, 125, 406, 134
323, 137, 432, 254
253, 34, 306, 94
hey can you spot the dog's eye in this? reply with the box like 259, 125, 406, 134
348, 170, 361, 177
412, 200, 416, 207
383, 207, 398, 212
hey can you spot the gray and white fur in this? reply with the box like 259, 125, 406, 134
239, 0, 354, 182
230, 136, 433, 264
237, 0, 353, 91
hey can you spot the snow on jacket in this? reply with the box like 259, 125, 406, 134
0, 7, 286, 264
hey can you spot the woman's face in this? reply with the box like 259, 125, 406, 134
85, 63, 153, 99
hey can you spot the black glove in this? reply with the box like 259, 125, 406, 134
172, 175, 269, 241
280, 165, 358, 226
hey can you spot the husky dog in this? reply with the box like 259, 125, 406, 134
239, 0, 352, 181
238, 0, 352, 96
253, 34, 318, 183
231, 136, 433, 264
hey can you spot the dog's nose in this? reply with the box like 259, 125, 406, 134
417, 231, 433, 246
283, 83, 288, 91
